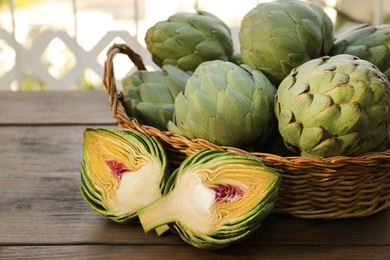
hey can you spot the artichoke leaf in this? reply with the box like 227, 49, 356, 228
138, 103, 174, 131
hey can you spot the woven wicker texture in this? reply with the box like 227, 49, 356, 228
103, 43, 390, 219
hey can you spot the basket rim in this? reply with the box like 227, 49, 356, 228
103, 43, 390, 166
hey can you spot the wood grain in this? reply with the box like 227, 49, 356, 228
1, 245, 389, 260
0, 125, 120, 173
1, 165, 389, 245
0, 91, 389, 259
0, 91, 116, 125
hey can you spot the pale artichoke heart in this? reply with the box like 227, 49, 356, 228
168, 164, 277, 235
84, 130, 162, 216
105, 158, 162, 215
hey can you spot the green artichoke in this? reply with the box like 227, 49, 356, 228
122, 65, 191, 130
138, 149, 281, 250
167, 60, 277, 148
330, 23, 390, 79
80, 128, 169, 223
239, 0, 334, 86
275, 54, 390, 158
145, 11, 234, 71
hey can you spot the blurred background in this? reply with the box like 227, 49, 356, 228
0, 0, 389, 91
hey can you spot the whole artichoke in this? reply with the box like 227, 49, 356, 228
80, 128, 169, 223
122, 65, 191, 130
145, 11, 234, 71
239, 0, 334, 86
167, 60, 277, 148
330, 24, 390, 79
138, 149, 281, 250
275, 54, 390, 158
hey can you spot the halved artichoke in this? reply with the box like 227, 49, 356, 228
138, 149, 281, 249
80, 128, 169, 223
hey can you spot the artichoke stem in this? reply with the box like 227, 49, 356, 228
154, 224, 171, 236
138, 195, 177, 233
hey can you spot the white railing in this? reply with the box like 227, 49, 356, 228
0, 0, 157, 91
0, 28, 154, 90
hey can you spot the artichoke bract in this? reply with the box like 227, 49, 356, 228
138, 149, 281, 250
275, 54, 390, 158
239, 0, 334, 85
330, 24, 390, 79
80, 128, 169, 223
122, 65, 191, 130
167, 60, 277, 148
145, 11, 234, 71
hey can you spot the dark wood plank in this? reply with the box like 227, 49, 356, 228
0, 91, 116, 125
0, 126, 389, 246
0, 168, 389, 245
0, 125, 119, 173
0, 170, 178, 245
0, 91, 389, 259
1, 245, 389, 260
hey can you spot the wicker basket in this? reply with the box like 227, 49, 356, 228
103, 43, 390, 219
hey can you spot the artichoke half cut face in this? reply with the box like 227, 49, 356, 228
138, 149, 281, 249
81, 128, 168, 223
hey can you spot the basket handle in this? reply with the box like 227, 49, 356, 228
103, 43, 147, 129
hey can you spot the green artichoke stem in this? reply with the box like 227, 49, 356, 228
154, 224, 171, 236
138, 195, 177, 233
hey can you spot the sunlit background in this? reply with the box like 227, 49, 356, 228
0, 0, 389, 91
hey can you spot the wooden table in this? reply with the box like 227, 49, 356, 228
0, 91, 389, 259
